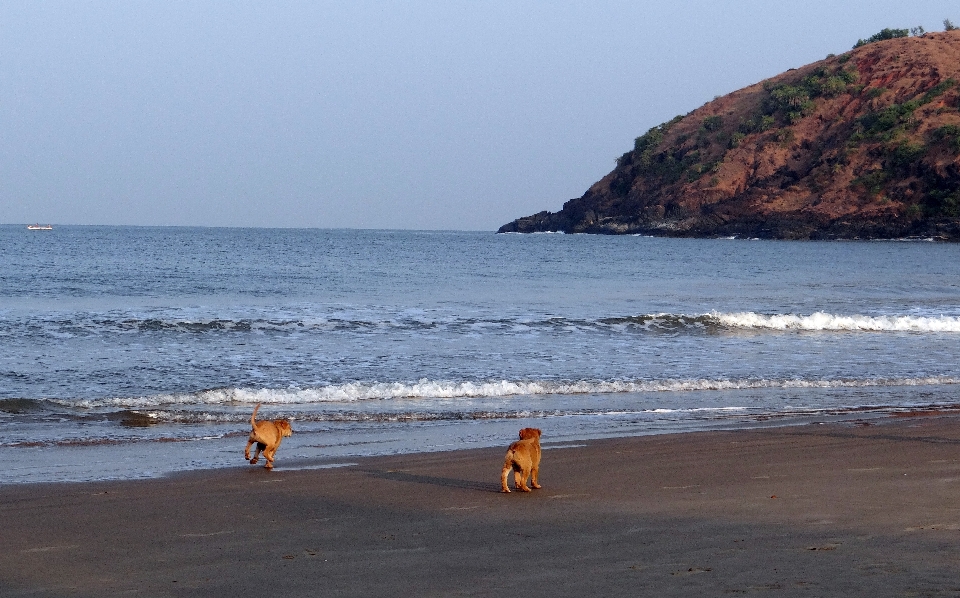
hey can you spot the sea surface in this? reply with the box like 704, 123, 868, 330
2, 225, 960, 483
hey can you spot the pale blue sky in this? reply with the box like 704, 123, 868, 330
1, 1, 954, 230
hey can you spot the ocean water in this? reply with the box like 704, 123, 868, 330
2, 225, 960, 483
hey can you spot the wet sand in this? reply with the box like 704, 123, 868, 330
4, 416, 960, 596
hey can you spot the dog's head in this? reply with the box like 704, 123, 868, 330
275, 419, 293, 437
518, 427, 541, 440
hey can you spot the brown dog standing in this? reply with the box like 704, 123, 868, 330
244, 403, 293, 469
501, 427, 542, 493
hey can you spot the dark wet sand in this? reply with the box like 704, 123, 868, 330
4, 416, 960, 597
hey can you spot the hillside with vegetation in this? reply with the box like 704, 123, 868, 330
499, 29, 960, 239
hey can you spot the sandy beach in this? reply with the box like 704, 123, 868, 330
4, 416, 960, 597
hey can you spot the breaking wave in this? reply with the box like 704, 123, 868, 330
5, 310, 960, 338
41, 375, 960, 410
709, 311, 960, 332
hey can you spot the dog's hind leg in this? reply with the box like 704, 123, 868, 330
501, 464, 513, 493
531, 463, 541, 489
515, 467, 531, 492
249, 441, 266, 465
263, 444, 278, 469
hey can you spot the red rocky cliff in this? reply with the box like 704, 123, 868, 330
500, 31, 960, 239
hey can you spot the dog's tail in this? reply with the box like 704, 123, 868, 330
251, 403, 262, 428
503, 445, 521, 471
501, 449, 515, 492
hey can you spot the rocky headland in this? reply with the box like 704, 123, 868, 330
499, 31, 960, 239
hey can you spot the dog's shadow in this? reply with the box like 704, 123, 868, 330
361, 468, 500, 493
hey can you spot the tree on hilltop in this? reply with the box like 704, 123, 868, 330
853, 28, 909, 48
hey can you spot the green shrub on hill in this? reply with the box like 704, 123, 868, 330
887, 142, 926, 174
701, 115, 723, 132
922, 186, 960, 217
931, 124, 960, 152
760, 65, 860, 125
851, 170, 889, 195
631, 116, 682, 159
854, 79, 957, 143
768, 85, 815, 123
855, 101, 920, 141
737, 115, 775, 135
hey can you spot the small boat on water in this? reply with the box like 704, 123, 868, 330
27, 224, 53, 230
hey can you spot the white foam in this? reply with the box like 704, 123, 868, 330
710, 311, 960, 332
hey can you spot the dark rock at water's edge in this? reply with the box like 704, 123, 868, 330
499, 31, 960, 240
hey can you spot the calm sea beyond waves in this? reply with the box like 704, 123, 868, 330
2, 225, 960, 482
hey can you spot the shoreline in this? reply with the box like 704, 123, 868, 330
0, 403, 927, 486
4, 414, 960, 596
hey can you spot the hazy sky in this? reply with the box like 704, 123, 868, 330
1, 2, 955, 230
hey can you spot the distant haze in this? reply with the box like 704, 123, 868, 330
1, 1, 954, 230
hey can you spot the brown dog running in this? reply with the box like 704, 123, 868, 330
244, 403, 293, 469
501, 427, 542, 493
